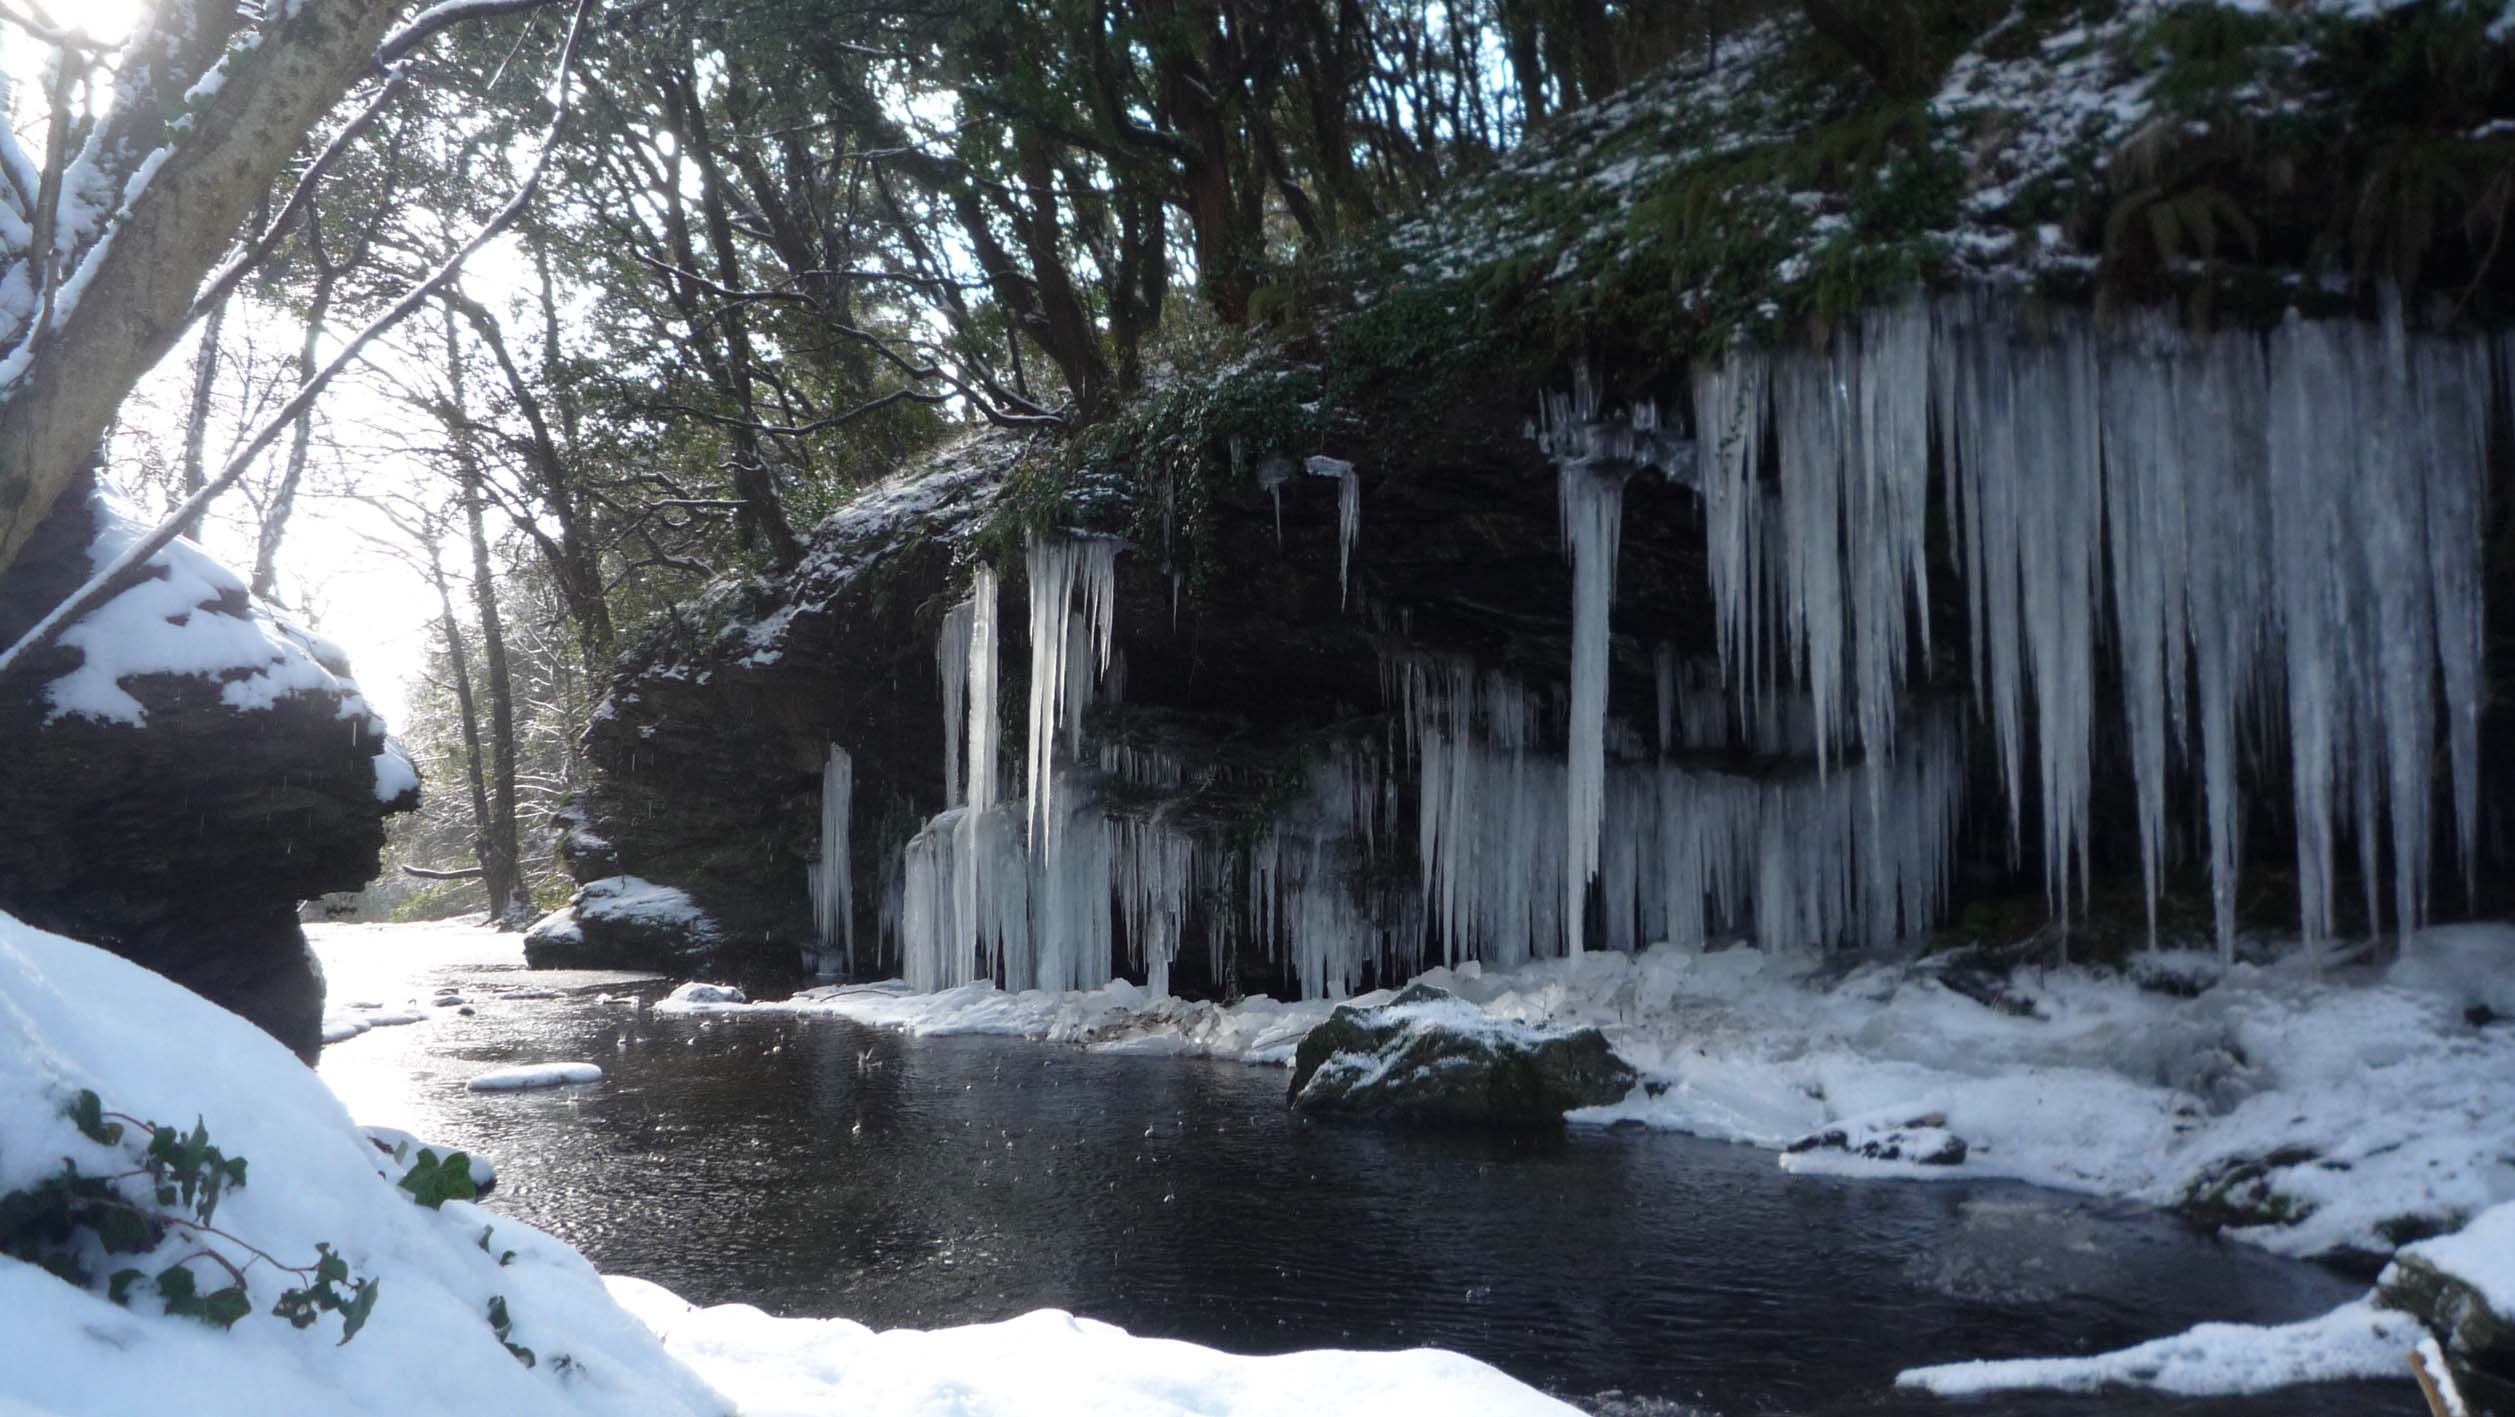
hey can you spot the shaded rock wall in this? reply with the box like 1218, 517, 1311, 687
0, 480, 417, 1060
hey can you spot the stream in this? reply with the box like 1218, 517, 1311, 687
312, 924, 2416, 1416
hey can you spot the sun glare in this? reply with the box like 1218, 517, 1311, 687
66, 0, 151, 45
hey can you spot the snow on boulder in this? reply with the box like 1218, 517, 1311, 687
0, 907, 726, 1416
1781, 1110, 1970, 1174
654, 982, 747, 1012
604, 1276, 1581, 1416
2380, 1201, 2515, 1383
467, 1063, 605, 1093
522, 877, 724, 973
0, 489, 416, 1062
1287, 984, 1635, 1126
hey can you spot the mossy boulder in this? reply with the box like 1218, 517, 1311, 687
2379, 1203, 2515, 1387
2177, 1147, 2323, 1232
1287, 984, 1636, 1127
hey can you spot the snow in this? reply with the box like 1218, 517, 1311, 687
654, 982, 747, 1012
465, 1063, 605, 1092
531, 877, 722, 957
604, 1276, 1579, 1417
2389, 923, 2515, 1022
1895, 1297, 2425, 1398
0, 908, 728, 1416
2391, 1200, 2515, 1318
361, 1127, 499, 1191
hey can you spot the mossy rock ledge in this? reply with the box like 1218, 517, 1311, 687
2379, 1209, 2515, 1392
1287, 984, 1637, 1127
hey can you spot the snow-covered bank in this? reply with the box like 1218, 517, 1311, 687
4, 911, 1590, 1416
606, 1276, 1579, 1416
0, 910, 728, 1416
710, 929, 2515, 1268
1897, 1199, 2515, 1403
1895, 1298, 2428, 1399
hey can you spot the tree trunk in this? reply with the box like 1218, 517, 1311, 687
0, 0, 406, 580
447, 312, 524, 927
427, 537, 498, 915
251, 271, 333, 600
177, 295, 227, 543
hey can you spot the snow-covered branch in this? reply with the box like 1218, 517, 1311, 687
0, 0, 601, 688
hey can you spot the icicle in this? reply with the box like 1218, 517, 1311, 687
1560, 461, 1625, 956
1653, 643, 1675, 757
1257, 454, 1294, 548
1306, 455, 1361, 608
1022, 533, 1119, 849
808, 744, 854, 973
954, 567, 1000, 993
937, 600, 973, 805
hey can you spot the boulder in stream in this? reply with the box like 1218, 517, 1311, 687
524, 875, 726, 971
1288, 984, 1635, 1126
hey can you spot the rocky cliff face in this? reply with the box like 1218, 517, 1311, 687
567, 9, 2515, 995
0, 480, 418, 1061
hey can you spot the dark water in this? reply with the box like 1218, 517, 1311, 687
314, 927, 2415, 1417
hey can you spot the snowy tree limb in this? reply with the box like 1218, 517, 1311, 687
0, 0, 404, 576
0, 0, 599, 690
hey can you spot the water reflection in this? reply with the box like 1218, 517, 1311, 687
312, 926, 2416, 1417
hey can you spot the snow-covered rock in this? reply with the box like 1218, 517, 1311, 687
0, 487, 417, 1060
1782, 1111, 1969, 1173
1286, 984, 1635, 1126
523, 877, 724, 973
467, 1063, 605, 1093
2381, 1202, 2515, 1382
655, 981, 747, 1011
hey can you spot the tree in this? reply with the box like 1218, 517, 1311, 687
0, 0, 411, 580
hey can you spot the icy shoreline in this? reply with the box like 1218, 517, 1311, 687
672, 927, 2515, 1270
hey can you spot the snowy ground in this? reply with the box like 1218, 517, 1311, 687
0, 911, 1583, 1416
606, 1277, 1576, 1416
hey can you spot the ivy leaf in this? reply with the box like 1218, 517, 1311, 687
107, 1269, 144, 1305
201, 1285, 253, 1330
155, 1264, 198, 1304
398, 1149, 477, 1210
68, 1090, 123, 1146
337, 1279, 378, 1345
